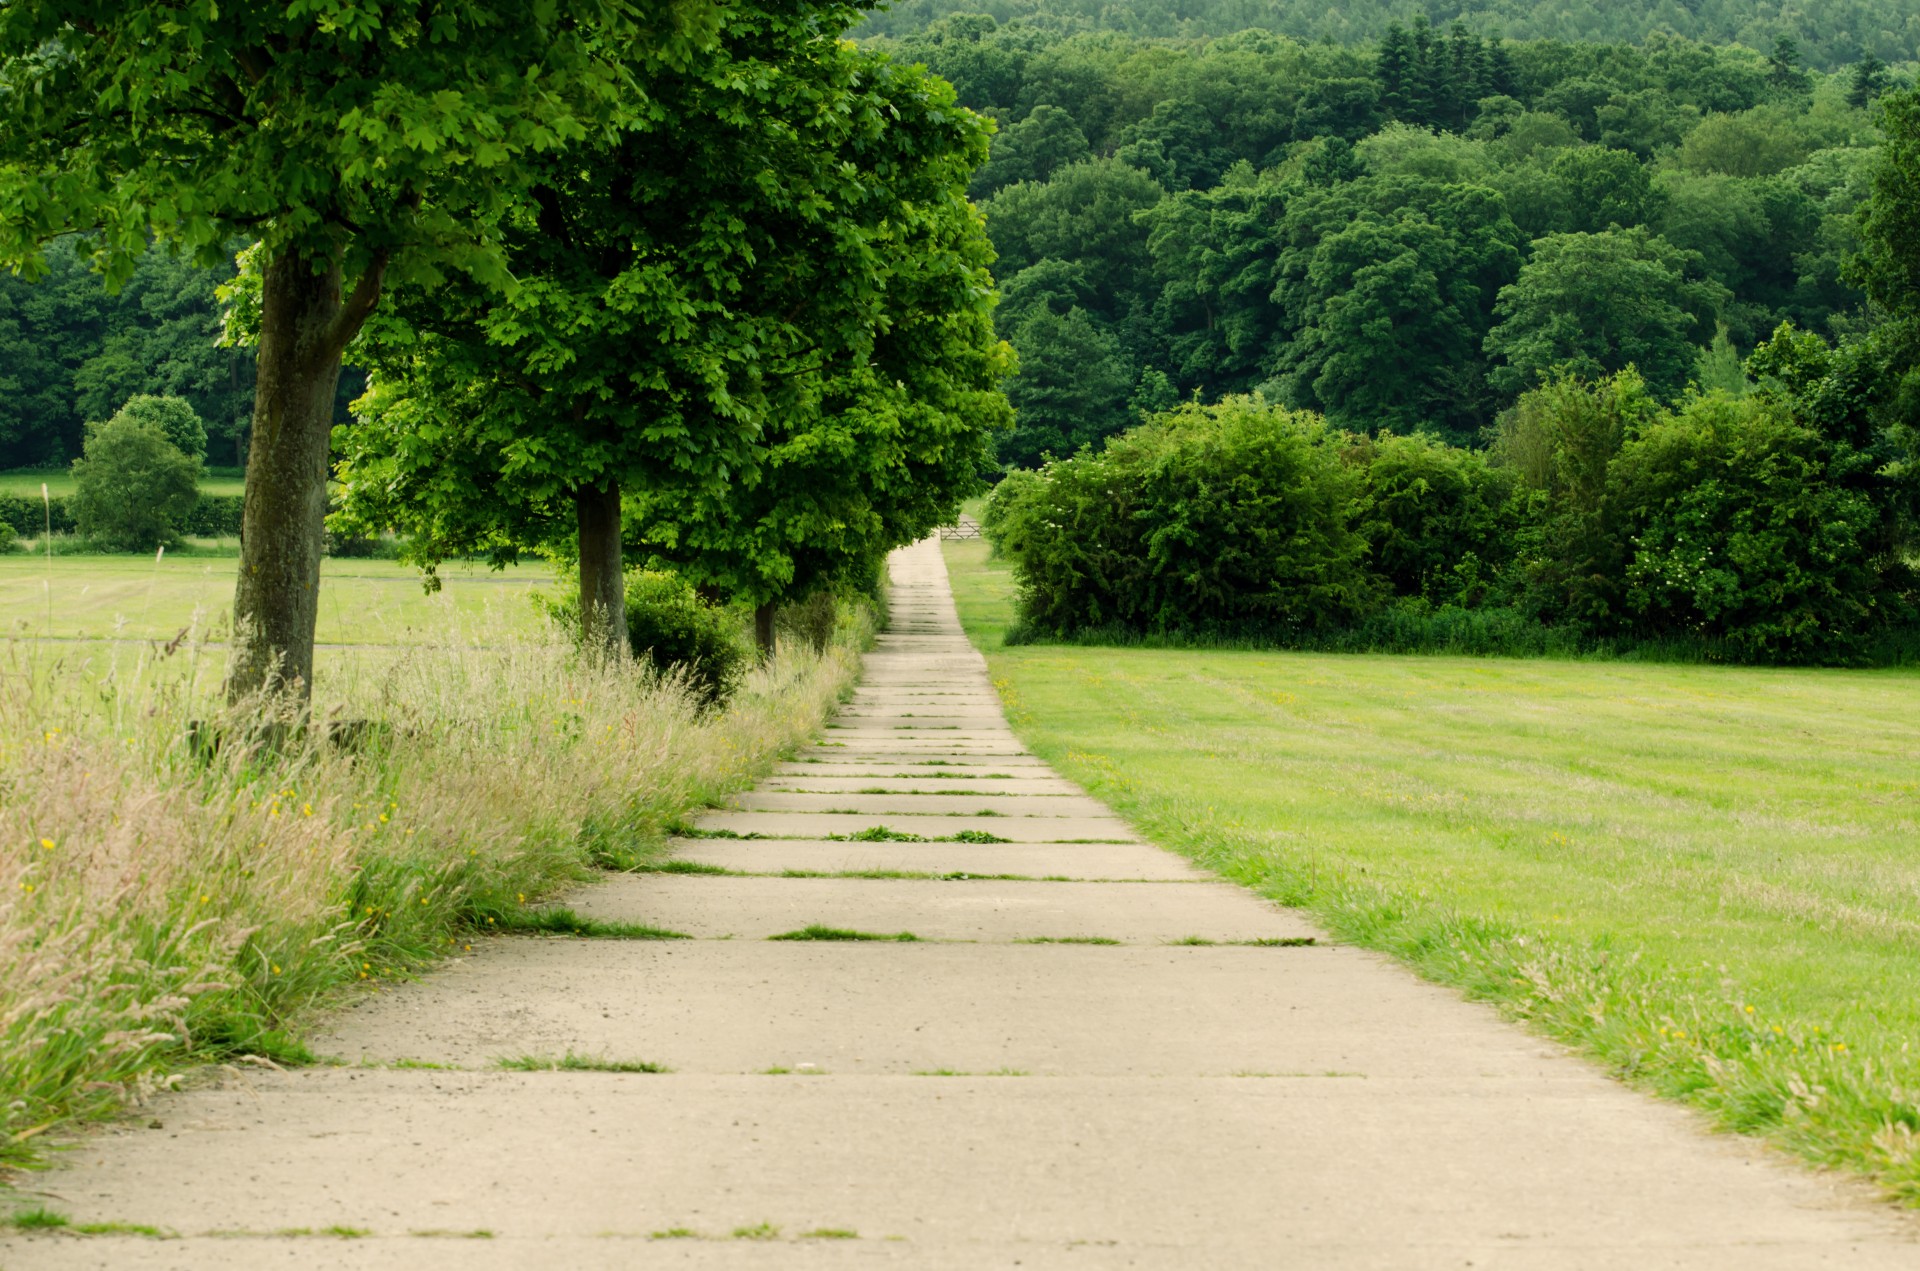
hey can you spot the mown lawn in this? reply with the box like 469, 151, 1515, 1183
0, 554, 549, 646
942, 535, 1920, 1201
0, 467, 249, 498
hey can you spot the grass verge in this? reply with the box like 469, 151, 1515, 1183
943, 533, 1920, 1204
0, 591, 873, 1171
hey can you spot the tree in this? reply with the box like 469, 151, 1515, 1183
103, 395, 207, 463
1548, 147, 1664, 233
1001, 307, 1134, 467
0, 3, 651, 698
338, 34, 1007, 655
1848, 55, 1891, 110
69, 412, 200, 551
1485, 229, 1728, 401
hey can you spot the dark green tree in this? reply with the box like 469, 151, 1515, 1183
1485, 229, 1728, 401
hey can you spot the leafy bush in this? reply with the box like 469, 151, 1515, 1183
1610, 392, 1903, 661
0, 516, 15, 553
1349, 431, 1520, 605
996, 397, 1377, 635
0, 491, 77, 538
980, 468, 1043, 550
68, 414, 201, 551
1491, 370, 1658, 626
104, 394, 208, 463
544, 571, 753, 705
183, 494, 245, 538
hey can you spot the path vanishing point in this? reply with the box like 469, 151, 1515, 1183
4, 537, 1918, 1270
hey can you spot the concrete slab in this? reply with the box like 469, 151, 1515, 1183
754, 776, 1086, 795
7, 1073, 1914, 1271
730, 792, 1114, 817
693, 812, 1139, 841
560, 874, 1314, 942
311, 941, 1567, 1077
659, 838, 1207, 880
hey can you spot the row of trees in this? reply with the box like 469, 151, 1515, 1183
0, 3, 1008, 697
872, 17, 1901, 465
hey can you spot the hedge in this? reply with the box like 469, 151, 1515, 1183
0, 492, 243, 540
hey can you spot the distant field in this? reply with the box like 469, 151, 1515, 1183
943, 535, 1920, 1200
0, 467, 249, 498
0, 554, 552, 646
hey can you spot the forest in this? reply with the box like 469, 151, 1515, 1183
858, 0, 1919, 70
866, 14, 1905, 465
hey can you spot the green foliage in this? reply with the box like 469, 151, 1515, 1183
341, 25, 1009, 613
1610, 393, 1899, 661
542, 571, 753, 707
0, 239, 263, 469
994, 397, 1377, 635
68, 414, 201, 552
623, 572, 753, 708
0, 515, 15, 554
1485, 228, 1728, 400
105, 394, 207, 463
1349, 431, 1520, 604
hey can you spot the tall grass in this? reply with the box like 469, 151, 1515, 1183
0, 596, 871, 1167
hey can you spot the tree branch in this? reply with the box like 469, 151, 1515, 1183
326, 251, 390, 356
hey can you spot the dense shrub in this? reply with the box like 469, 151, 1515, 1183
68, 414, 201, 551
0, 490, 77, 537
183, 494, 245, 538
104, 395, 208, 463
995, 397, 1377, 635
544, 570, 752, 705
1491, 370, 1658, 627
1610, 392, 1901, 661
624, 572, 754, 705
1348, 431, 1519, 605
0, 516, 14, 553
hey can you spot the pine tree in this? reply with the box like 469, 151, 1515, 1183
1375, 23, 1418, 120
1849, 54, 1890, 109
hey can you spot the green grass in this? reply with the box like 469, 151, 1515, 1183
0, 468, 248, 499
0, 553, 548, 646
488, 907, 691, 941
942, 534, 1920, 1203
767, 925, 921, 942
496, 1053, 670, 1073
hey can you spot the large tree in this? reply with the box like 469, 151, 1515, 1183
1484, 228, 1728, 401
337, 31, 1008, 655
0, 2, 657, 697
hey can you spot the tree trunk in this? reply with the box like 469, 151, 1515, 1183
576, 480, 629, 660
227, 252, 347, 700
754, 601, 776, 660
226, 246, 386, 703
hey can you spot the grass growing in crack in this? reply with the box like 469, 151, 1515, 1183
732, 1222, 781, 1240
651, 1227, 701, 1239
1017, 936, 1122, 945
627, 860, 738, 876
803, 1228, 860, 1239
497, 1052, 671, 1074
668, 827, 768, 840
488, 907, 690, 941
777, 869, 1040, 882
1169, 936, 1318, 947
945, 829, 1011, 843
409, 1228, 495, 1238
768, 925, 921, 943
828, 826, 926, 842
10, 1208, 70, 1230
